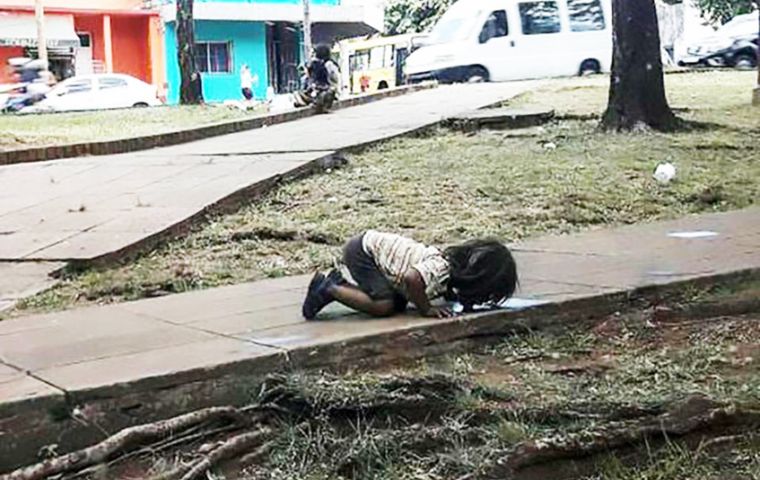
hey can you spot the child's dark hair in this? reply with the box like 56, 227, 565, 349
314, 44, 332, 61
444, 239, 518, 308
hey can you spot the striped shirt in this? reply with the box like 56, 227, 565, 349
362, 230, 450, 300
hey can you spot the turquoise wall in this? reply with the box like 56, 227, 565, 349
165, 20, 270, 104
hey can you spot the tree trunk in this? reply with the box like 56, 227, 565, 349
754, 3, 759, 106
602, 0, 678, 131
176, 0, 203, 105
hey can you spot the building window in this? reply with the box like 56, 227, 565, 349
77, 33, 91, 48
195, 42, 232, 73
519, 1, 562, 35
567, 0, 606, 31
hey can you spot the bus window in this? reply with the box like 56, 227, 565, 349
384, 45, 395, 67
369, 46, 386, 70
519, 1, 562, 35
351, 51, 370, 72
567, 0, 606, 32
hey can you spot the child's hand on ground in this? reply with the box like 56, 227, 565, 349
423, 306, 454, 319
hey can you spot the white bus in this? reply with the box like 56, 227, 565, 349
404, 0, 613, 83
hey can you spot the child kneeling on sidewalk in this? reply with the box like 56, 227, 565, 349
302, 230, 518, 320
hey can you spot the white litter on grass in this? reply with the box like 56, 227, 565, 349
653, 162, 677, 184
667, 231, 719, 239
452, 297, 549, 314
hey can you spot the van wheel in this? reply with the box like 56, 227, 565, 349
733, 53, 757, 69
465, 66, 489, 83
378, 81, 389, 90
579, 59, 601, 76
132, 102, 150, 108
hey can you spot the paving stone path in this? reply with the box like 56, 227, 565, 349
1, 207, 757, 409
0, 208, 757, 470
0, 82, 535, 310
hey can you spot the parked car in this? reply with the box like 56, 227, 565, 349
24, 74, 162, 113
679, 12, 759, 68
717, 37, 759, 68
405, 0, 613, 84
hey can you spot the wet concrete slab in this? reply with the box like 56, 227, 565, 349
34, 337, 283, 395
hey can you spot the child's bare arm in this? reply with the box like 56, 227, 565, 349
403, 269, 453, 318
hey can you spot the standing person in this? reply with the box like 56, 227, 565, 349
302, 231, 518, 320
240, 64, 254, 101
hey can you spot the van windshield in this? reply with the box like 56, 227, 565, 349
428, 9, 482, 44
717, 14, 757, 37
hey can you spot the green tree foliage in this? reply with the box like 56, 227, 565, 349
664, 0, 758, 24
384, 0, 454, 34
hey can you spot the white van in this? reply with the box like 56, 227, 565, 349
404, 0, 613, 83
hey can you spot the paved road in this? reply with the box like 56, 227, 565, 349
0, 82, 535, 309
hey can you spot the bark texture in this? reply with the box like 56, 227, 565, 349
176, 0, 203, 105
754, 4, 760, 105
602, 0, 677, 130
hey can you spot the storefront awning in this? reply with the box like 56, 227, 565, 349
0, 12, 80, 48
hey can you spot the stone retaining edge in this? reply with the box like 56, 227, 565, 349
0, 83, 437, 166
1, 266, 758, 472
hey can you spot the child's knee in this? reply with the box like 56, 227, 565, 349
370, 301, 397, 318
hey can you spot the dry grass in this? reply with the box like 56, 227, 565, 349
6, 70, 759, 318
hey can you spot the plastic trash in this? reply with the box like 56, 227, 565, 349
653, 162, 676, 184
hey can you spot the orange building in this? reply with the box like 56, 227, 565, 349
0, 0, 165, 90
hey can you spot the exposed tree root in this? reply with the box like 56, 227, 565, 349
179, 429, 272, 480
1, 407, 248, 480
5, 372, 759, 480
490, 396, 760, 478
257, 373, 477, 421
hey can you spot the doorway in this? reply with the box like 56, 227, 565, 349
266, 22, 301, 94
75, 32, 93, 76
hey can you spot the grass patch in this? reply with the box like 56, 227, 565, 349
6, 70, 759, 318
0, 104, 266, 151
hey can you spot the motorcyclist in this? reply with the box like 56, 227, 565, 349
3, 58, 53, 112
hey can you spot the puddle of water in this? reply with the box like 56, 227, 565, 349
667, 231, 719, 239
453, 297, 549, 313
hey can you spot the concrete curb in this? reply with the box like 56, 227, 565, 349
0, 83, 436, 167
1, 266, 758, 472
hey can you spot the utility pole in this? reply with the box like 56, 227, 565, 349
35, 0, 48, 67
302, 0, 312, 62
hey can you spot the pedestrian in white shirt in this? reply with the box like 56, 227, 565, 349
240, 64, 254, 101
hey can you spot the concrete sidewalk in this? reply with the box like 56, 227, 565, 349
1, 208, 758, 469
0, 82, 535, 311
